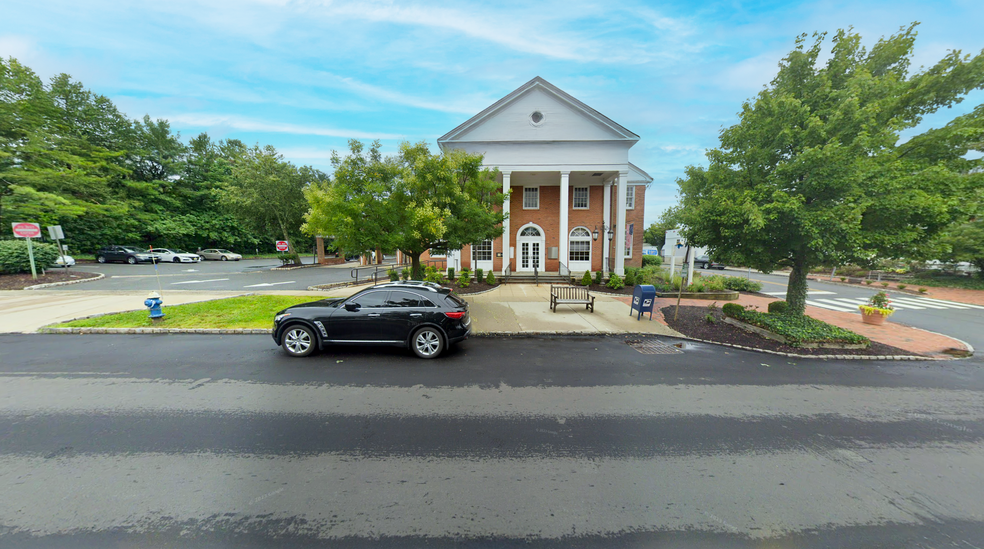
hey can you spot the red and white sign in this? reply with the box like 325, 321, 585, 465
12, 223, 41, 238
276, 240, 289, 252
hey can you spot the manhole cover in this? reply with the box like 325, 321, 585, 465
626, 339, 684, 355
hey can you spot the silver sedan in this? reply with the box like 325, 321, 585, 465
198, 248, 242, 261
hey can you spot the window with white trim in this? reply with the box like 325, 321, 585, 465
472, 240, 492, 262
523, 187, 539, 209
572, 187, 589, 209
569, 227, 591, 262
626, 185, 635, 209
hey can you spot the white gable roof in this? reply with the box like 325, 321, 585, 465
439, 77, 639, 146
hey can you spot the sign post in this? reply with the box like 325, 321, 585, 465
47, 225, 69, 275
12, 223, 42, 280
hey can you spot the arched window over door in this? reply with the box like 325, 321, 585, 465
569, 227, 592, 272
521, 227, 541, 237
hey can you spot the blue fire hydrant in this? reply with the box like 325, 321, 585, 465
145, 291, 164, 320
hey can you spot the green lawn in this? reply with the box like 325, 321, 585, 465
909, 274, 984, 291
58, 295, 324, 329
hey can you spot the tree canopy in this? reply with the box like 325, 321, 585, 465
1, 57, 317, 255
303, 140, 506, 277
676, 24, 984, 314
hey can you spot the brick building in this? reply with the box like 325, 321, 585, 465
422, 77, 650, 277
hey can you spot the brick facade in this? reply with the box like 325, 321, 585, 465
420, 183, 645, 275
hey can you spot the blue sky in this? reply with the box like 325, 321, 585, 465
3, 0, 983, 227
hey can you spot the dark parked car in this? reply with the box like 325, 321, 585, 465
95, 246, 158, 264
272, 281, 471, 359
696, 255, 726, 270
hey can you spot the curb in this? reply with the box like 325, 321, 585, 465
272, 263, 323, 271
30, 327, 963, 360
24, 272, 105, 290
41, 327, 272, 334
308, 280, 376, 291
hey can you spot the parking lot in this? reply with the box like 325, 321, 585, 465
49, 258, 367, 292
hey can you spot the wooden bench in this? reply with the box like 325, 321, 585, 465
550, 285, 595, 313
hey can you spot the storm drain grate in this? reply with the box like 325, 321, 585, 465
626, 339, 684, 355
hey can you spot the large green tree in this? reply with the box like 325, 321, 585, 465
304, 141, 506, 278
676, 24, 984, 314
226, 145, 324, 263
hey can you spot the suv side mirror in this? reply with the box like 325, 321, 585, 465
344, 302, 360, 312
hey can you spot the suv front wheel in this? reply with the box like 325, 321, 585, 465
127, 256, 137, 265
96, 256, 107, 263
282, 325, 317, 357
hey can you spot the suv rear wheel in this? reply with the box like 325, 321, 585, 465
411, 327, 444, 359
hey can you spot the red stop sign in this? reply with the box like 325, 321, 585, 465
276, 241, 289, 252
12, 223, 41, 238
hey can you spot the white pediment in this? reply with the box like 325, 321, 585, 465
439, 77, 639, 145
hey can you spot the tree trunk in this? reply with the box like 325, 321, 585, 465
786, 254, 810, 316
409, 252, 423, 280
376, 246, 383, 265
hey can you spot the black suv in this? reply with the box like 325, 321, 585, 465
95, 246, 157, 264
273, 281, 471, 359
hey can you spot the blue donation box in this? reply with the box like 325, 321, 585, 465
631, 285, 657, 320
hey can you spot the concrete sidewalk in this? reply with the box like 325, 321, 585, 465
465, 285, 680, 336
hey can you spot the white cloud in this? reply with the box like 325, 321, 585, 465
165, 113, 404, 140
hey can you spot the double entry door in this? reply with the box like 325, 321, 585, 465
517, 226, 543, 272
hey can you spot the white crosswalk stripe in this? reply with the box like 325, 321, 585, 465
800, 294, 979, 313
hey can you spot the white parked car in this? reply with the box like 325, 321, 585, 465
198, 248, 242, 261
148, 248, 202, 263
53, 255, 76, 267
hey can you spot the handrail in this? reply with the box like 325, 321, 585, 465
558, 261, 570, 281
504, 261, 511, 283
350, 265, 390, 285
534, 266, 538, 287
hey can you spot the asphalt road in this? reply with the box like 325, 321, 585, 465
51, 258, 382, 291
2, 334, 983, 548
704, 267, 984, 351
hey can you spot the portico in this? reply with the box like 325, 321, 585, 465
435, 77, 651, 277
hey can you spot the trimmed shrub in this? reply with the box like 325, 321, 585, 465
918, 287, 927, 294
642, 255, 662, 267
897, 283, 907, 290
475, 268, 483, 283
722, 277, 763, 292
401, 267, 411, 281
768, 300, 789, 314
447, 267, 455, 280
721, 302, 745, 318
624, 269, 637, 286
606, 273, 624, 290
0, 240, 60, 274
581, 271, 593, 286
880, 282, 889, 288
865, 280, 874, 285
458, 271, 470, 288
388, 268, 399, 282
594, 270, 603, 285
486, 270, 497, 285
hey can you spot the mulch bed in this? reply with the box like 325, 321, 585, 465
661, 305, 923, 357
450, 281, 501, 295
0, 270, 101, 290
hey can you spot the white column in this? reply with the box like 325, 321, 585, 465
614, 171, 628, 276
501, 172, 511, 275
559, 172, 569, 273
603, 179, 612, 274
